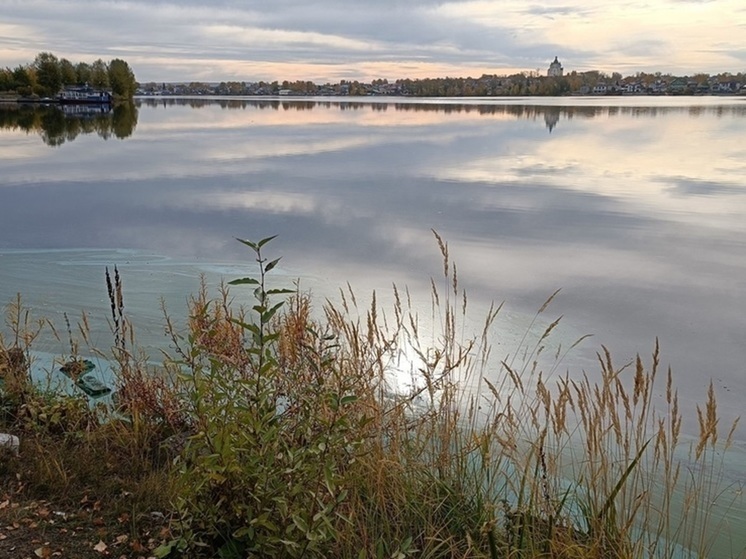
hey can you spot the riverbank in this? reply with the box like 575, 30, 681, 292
1, 236, 742, 558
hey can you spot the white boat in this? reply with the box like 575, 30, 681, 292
58, 86, 112, 104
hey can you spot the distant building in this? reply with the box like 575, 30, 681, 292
592, 83, 608, 95
547, 56, 564, 77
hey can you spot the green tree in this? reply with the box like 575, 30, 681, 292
0, 67, 12, 91
75, 62, 91, 85
34, 52, 61, 95
59, 58, 77, 85
107, 58, 137, 97
90, 59, 110, 89
12, 65, 34, 95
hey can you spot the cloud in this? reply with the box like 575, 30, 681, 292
0, 0, 743, 81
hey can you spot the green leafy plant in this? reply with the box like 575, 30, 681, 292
166, 236, 368, 558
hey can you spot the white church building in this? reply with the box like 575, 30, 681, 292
547, 56, 564, 77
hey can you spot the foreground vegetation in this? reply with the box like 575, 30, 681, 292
0, 235, 742, 558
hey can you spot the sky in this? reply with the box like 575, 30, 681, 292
1, 0, 745, 83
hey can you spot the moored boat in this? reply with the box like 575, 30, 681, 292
58, 86, 112, 104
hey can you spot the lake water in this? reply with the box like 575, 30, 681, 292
1, 97, 745, 441
1, 95, 745, 554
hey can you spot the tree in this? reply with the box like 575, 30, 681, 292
12, 65, 34, 95
34, 52, 61, 95
90, 59, 109, 89
108, 58, 137, 97
0, 67, 12, 91
59, 58, 77, 85
76, 62, 91, 85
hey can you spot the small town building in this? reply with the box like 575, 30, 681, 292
547, 56, 564, 77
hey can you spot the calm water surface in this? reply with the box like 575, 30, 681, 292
2, 96, 745, 553
1, 97, 745, 445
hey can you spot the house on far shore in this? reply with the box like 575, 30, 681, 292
592, 82, 608, 95
668, 77, 689, 94
547, 57, 564, 77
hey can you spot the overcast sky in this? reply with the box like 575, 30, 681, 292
1, 0, 745, 83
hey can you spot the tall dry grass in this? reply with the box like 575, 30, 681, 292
1, 234, 742, 558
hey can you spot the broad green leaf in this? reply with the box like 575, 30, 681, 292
228, 318, 260, 335
263, 332, 280, 343
376, 539, 385, 559
263, 301, 285, 322
265, 257, 282, 273
257, 235, 278, 248
340, 394, 358, 406
235, 237, 258, 251
324, 463, 334, 494
228, 277, 259, 286
152, 541, 176, 558
266, 288, 295, 296
292, 514, 309, 533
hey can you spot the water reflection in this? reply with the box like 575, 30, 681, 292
1, 97, 744, 555
137, 95, 746, 114
0, 102, 138, 146
0, 98, 744, 445
5, 98, 746, 147
136, 96, 746, 134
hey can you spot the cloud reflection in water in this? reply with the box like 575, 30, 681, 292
0, 97, 744, 442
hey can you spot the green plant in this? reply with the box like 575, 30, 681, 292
166, 236, 367, 558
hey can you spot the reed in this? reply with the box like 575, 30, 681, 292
0, 234, 742, 559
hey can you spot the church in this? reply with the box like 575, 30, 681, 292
547, 56, 563, 77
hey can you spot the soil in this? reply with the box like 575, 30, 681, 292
0, 481, 171, 559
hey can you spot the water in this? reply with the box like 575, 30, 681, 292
1, 97, 745, 532
2, 96, 744, 424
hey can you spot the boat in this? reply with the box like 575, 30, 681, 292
57, 86, 112, 105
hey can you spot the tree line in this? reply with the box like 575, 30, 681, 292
146, 70, 744, 98
0, 52, 137, 99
